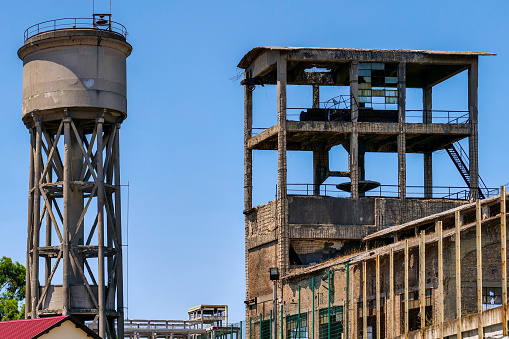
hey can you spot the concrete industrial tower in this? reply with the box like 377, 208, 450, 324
19, 16, 132, 338
238, 47, 495, 323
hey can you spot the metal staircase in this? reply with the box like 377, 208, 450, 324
445, 143, 488, 199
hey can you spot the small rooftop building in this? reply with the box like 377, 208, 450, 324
188, 305, 228, 327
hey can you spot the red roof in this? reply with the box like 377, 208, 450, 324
0, 316, 101, 339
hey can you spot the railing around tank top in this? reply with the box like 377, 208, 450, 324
24, 17, 128, 41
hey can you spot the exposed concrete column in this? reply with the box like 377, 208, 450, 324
455, 211, 462, 337
358, 149, 366, 181
62, 116, 71, 316
25, 128, 35, 318
225, 306, 228, 327
423, 87, 433, 124
350, 61, 359, 122
424, 153, 432, 198
31, 119, 42, 318
398, 63, 407, 200
359, 139, 366, 190
312, 85, 328, 195
244, 73, 253, 210
96, 115, 106, 338
501, 187, 508, 336
44, 169, 52, 286
350, 61, 359, 199
277, 52, 289, 274
468, 59, 479, 201
419, 231, 426, 330
312, 85, 319, 108
313, 149, 328, 195
244, 72, 254, 314
358, 142, 366, 197
423, 87, 433, 198
476, 201, 483, 338
69, 124, 84, 284
350, 132, 359, 200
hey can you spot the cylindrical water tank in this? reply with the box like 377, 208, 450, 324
18, 29, 132, 123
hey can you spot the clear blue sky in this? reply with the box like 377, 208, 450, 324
0, 0, 508, 323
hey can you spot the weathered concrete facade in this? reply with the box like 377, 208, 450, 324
239, 47, 496, 338
278, 193, 509, 339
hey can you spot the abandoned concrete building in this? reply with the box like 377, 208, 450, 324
238, 47, 507, 338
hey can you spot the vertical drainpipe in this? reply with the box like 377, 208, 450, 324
346, 262, 350, 339
259, 314, 262, 339
328, 271, 331, 339
298, 285, 301, 339
312, 277, 315, 339
281, 305, 283, 339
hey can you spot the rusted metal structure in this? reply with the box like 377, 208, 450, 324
19, 16, 131, 339
238, 47, 496, 338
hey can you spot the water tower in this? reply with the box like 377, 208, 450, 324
19, 15, 132, 338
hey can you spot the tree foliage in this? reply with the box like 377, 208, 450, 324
0, 256, 25, 320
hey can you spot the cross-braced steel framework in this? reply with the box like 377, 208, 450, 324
25, 109, 124, 338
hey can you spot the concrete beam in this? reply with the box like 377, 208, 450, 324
246, 122, 471, 151
285, 49, 480, 65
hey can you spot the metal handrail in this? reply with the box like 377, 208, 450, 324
23, 17, 128, 41
286, 183, 500, 200
405, 109, 469, 124
453, 142, 491, 196
286, 107, 469, 124
124, 319, 205, 329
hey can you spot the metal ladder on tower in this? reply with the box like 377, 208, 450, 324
444, 142, 487, 199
